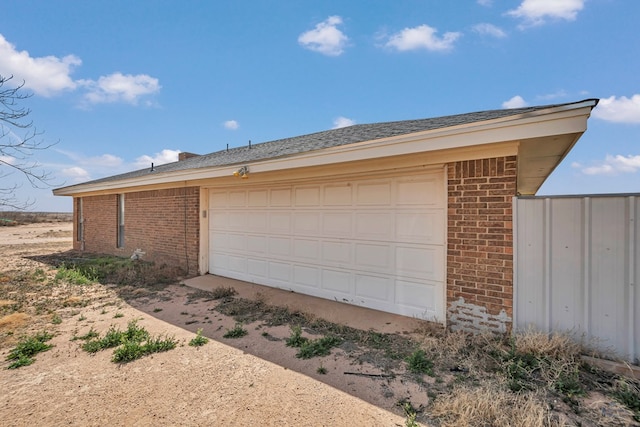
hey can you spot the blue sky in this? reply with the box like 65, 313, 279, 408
0, 0, 638, 212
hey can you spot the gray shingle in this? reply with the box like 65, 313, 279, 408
55, 100, 596, 191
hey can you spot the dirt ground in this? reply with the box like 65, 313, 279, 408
1, 221, 639, 427
0, 222, 408, 426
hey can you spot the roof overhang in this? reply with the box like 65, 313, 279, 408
53, 99, 597, 197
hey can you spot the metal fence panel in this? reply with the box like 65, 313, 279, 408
514, 195, 639, 363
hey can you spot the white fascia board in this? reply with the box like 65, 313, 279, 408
53, 102, 595, 196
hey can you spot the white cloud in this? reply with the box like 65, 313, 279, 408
385, 24, 461, 52
592, 95, 640, 124
332, 116, 355, 129
0, 34, 80, 96
472, 23, 507, 38
0, 33, 160, 105
134, 149, 180, 169
578, 154, 640, 175
502, 95, 528, 108
84, 154, 124, 168
224, 120, 239, 130
80, 72, 160, 105
298, 16, 349, 56
507, 0, 585, 27
61, 166, 90, 182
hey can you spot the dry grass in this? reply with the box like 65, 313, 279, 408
0, 312, 30, 331
0, 299, 17, 307
513, 328, 582, 360
431, 383, 562, 427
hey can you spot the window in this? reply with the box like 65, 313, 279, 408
117, 194, 125, 248
76, 198, 83, 242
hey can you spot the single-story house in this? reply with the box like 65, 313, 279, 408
53, 99, 599, 333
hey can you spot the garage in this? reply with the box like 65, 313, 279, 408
208, 169, 446, 321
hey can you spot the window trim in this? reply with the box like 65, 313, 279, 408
117, 194, 125, 248
76, 197, 83, 242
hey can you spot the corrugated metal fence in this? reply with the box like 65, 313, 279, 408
514, 195, 639, 363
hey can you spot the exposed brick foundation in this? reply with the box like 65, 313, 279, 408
446, 156, 516, 333
74, 187, 200, 276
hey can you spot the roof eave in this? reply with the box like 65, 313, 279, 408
53, 99, 598, 197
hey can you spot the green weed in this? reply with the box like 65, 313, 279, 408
296, 335, 341, 359
6, 331, 54, 369
51, 313, 62, 324
55, 265, 96, 285
406, 348, 434, 376
189, 329, 209, 347
612, 380, 640, 421
285, 325, 308, 347
71, 327, 99, 341
223, 323, 248, 338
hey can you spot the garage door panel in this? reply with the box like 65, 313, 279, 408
209, 170, 445, 321
227, 255, 247, 275
324, 184, 352, 205
355, 274, 392, 302
322, 241, 352, 264
396, 211, 444, 244
270, 188, 292, 206
247, 212, 268, 232
268, 236, 291, 257
248, 190, 268, 207
295, 187, 321, 206
210, 211, 228, 228
355, 243, 392, 271
269, 212, 291, 234
228, 212, 247, 230
322, 212, 352, 236
248, 259, 267, 278
246, 235, 267, 255
396, 178, 443, 206
321, 269, 353, 295
293, 212, 320, 235
395, 279, 442, 318
269, 261, 291, 282
396, 246, 442, 280
228, 190, 246, 207
210, 191, 228, 207
356, 182, 391, 205
293, 265, 319, 288
293, 238, 320, 260
355, 212, 393, 240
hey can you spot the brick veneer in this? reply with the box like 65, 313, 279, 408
446, 156, 517, 332
74, 187, 200, 276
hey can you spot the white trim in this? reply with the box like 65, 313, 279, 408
53, 102, 595, 197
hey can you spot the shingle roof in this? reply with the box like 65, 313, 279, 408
55, 99, 598, 191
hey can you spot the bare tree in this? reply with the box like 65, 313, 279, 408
1, 75, 57, 210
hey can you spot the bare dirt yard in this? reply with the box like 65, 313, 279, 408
1, 217, 639, 426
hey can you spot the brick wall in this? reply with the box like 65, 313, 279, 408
446, 156, 517, 333
75, 187, 200, 276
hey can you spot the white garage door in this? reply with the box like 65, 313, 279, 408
208, 171, 446, 321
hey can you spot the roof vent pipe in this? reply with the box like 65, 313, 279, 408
150, 162, 154, 172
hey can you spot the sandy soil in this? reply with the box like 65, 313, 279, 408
0, 223, 408, 426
